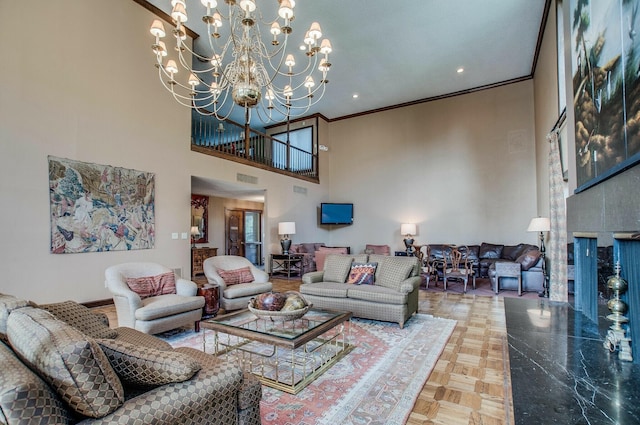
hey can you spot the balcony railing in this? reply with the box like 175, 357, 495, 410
190, 112, 319, 182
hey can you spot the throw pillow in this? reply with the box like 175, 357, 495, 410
125, 271, 176, 299
0, 293, 31, 342
97, 339, 201, 388
515, 249, 541, 271
7, 307, 124, 418
217, 266, 254, 286
347, 262, 378, 285
323, 254, 354, 283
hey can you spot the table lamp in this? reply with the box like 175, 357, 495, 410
190, 226, 200, 248
401, 223, 417, 254
278, 222, 296, 255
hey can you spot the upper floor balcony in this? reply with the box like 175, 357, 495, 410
190, 112, 319, 183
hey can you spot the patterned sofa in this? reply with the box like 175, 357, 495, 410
0, 294, 261, 425
300, 253, 421, 328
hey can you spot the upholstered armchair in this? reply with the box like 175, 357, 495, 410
203, 255, 273, 311
105, 262, 205, 335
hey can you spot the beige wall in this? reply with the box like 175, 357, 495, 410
0, 0, 330, 303
325, 81, 539, 253
0, 0, 544, 303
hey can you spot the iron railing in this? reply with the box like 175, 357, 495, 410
190, 112, 319, 182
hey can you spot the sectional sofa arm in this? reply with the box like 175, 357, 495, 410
302, 271, 325, 284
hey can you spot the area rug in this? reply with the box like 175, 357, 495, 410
159, 314, 456, 425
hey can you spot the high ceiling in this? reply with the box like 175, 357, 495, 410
146, 0, 549, 200
145, 0, 548, 126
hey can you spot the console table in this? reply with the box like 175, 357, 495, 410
192, 247, 218, 276
270, 254, 304, 278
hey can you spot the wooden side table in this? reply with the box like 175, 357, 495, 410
195, 284, 219, 332
270, 254, 304, 278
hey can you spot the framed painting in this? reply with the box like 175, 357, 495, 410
571, 0, 640, 192
48, 156, 155, 253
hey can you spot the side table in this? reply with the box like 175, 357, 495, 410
195, 284, 219, 332
270, 254, 304, 279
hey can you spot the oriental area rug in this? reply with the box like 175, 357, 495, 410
160, 314, 456, 425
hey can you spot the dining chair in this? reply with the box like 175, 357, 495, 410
443, 245, 476, 293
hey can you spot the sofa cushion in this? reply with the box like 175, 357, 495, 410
134, 295, 205, 322
322, 254, 354, 283
0, 341, 73, 425
7, 307, 124, 418
301, 243, 317, 254
299, 282, 349, 298
97, 339, 201, 388
125, 271, 176, 299
346, 285, 407, 305
217, 266, 254, 286
364, 244, 390, 255
40, 300, 118, 340
346, 262, 377, 285
502, 244, 525, 261
479, 243, 504, 259
516, 248, 541, 271
0, 294, 30, 342
462, 245, 480, 262
376, 257, 416, 291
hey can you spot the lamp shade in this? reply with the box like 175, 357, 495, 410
400, 223, 416, 236
278, 222, 296, 235
527, 217, 550, 232
190, 226, 200, 236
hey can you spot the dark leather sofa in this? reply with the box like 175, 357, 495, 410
427, 242, 544, 293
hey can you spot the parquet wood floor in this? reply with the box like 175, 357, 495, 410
93, 277, 514, 425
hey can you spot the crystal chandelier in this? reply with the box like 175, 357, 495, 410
149, 0, 333, 125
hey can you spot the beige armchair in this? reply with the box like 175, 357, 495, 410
105, 262, 205, 334
203, 256, 273, 311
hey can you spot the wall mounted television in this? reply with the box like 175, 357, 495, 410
320, 203, 354, 225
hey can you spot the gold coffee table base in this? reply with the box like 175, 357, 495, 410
202, 309, 353, 394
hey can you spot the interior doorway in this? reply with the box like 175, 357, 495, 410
225, 208, 263, 266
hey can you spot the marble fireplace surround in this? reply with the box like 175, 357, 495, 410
566, 165, 640, 365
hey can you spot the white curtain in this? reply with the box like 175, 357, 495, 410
547, 130, 568, 302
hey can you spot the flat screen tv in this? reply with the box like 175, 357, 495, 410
320, 203, 353, 225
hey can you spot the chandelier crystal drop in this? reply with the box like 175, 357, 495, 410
149, 0, 333, 125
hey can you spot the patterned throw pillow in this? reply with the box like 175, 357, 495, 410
97, 339, 201, 388
7, 307, 124, 418
347, 262, 378, 285
125, 271, 176, 299
217, 266, 254, 286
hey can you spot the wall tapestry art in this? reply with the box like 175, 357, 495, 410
571, 0, 640, 192
48, 156, 155, 253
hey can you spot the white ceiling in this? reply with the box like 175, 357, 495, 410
148, 0, 549, 199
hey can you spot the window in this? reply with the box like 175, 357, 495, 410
272, 127, 313, 171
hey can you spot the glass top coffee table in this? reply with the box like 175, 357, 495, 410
200, 308, 354, 394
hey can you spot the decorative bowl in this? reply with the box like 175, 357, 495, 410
248, 292, 311, 321
248, 304, 311, 321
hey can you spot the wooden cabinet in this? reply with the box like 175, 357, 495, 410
191, 247, 218, 276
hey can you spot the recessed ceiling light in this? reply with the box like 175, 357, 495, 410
457, 67, 464, 74
352, 94, 359, 99
299, 45, 306, 51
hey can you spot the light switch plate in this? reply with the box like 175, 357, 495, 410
171, 233, 178, 240
181, 232, 188, 239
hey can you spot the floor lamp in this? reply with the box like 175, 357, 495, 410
527, 217, 551, 298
